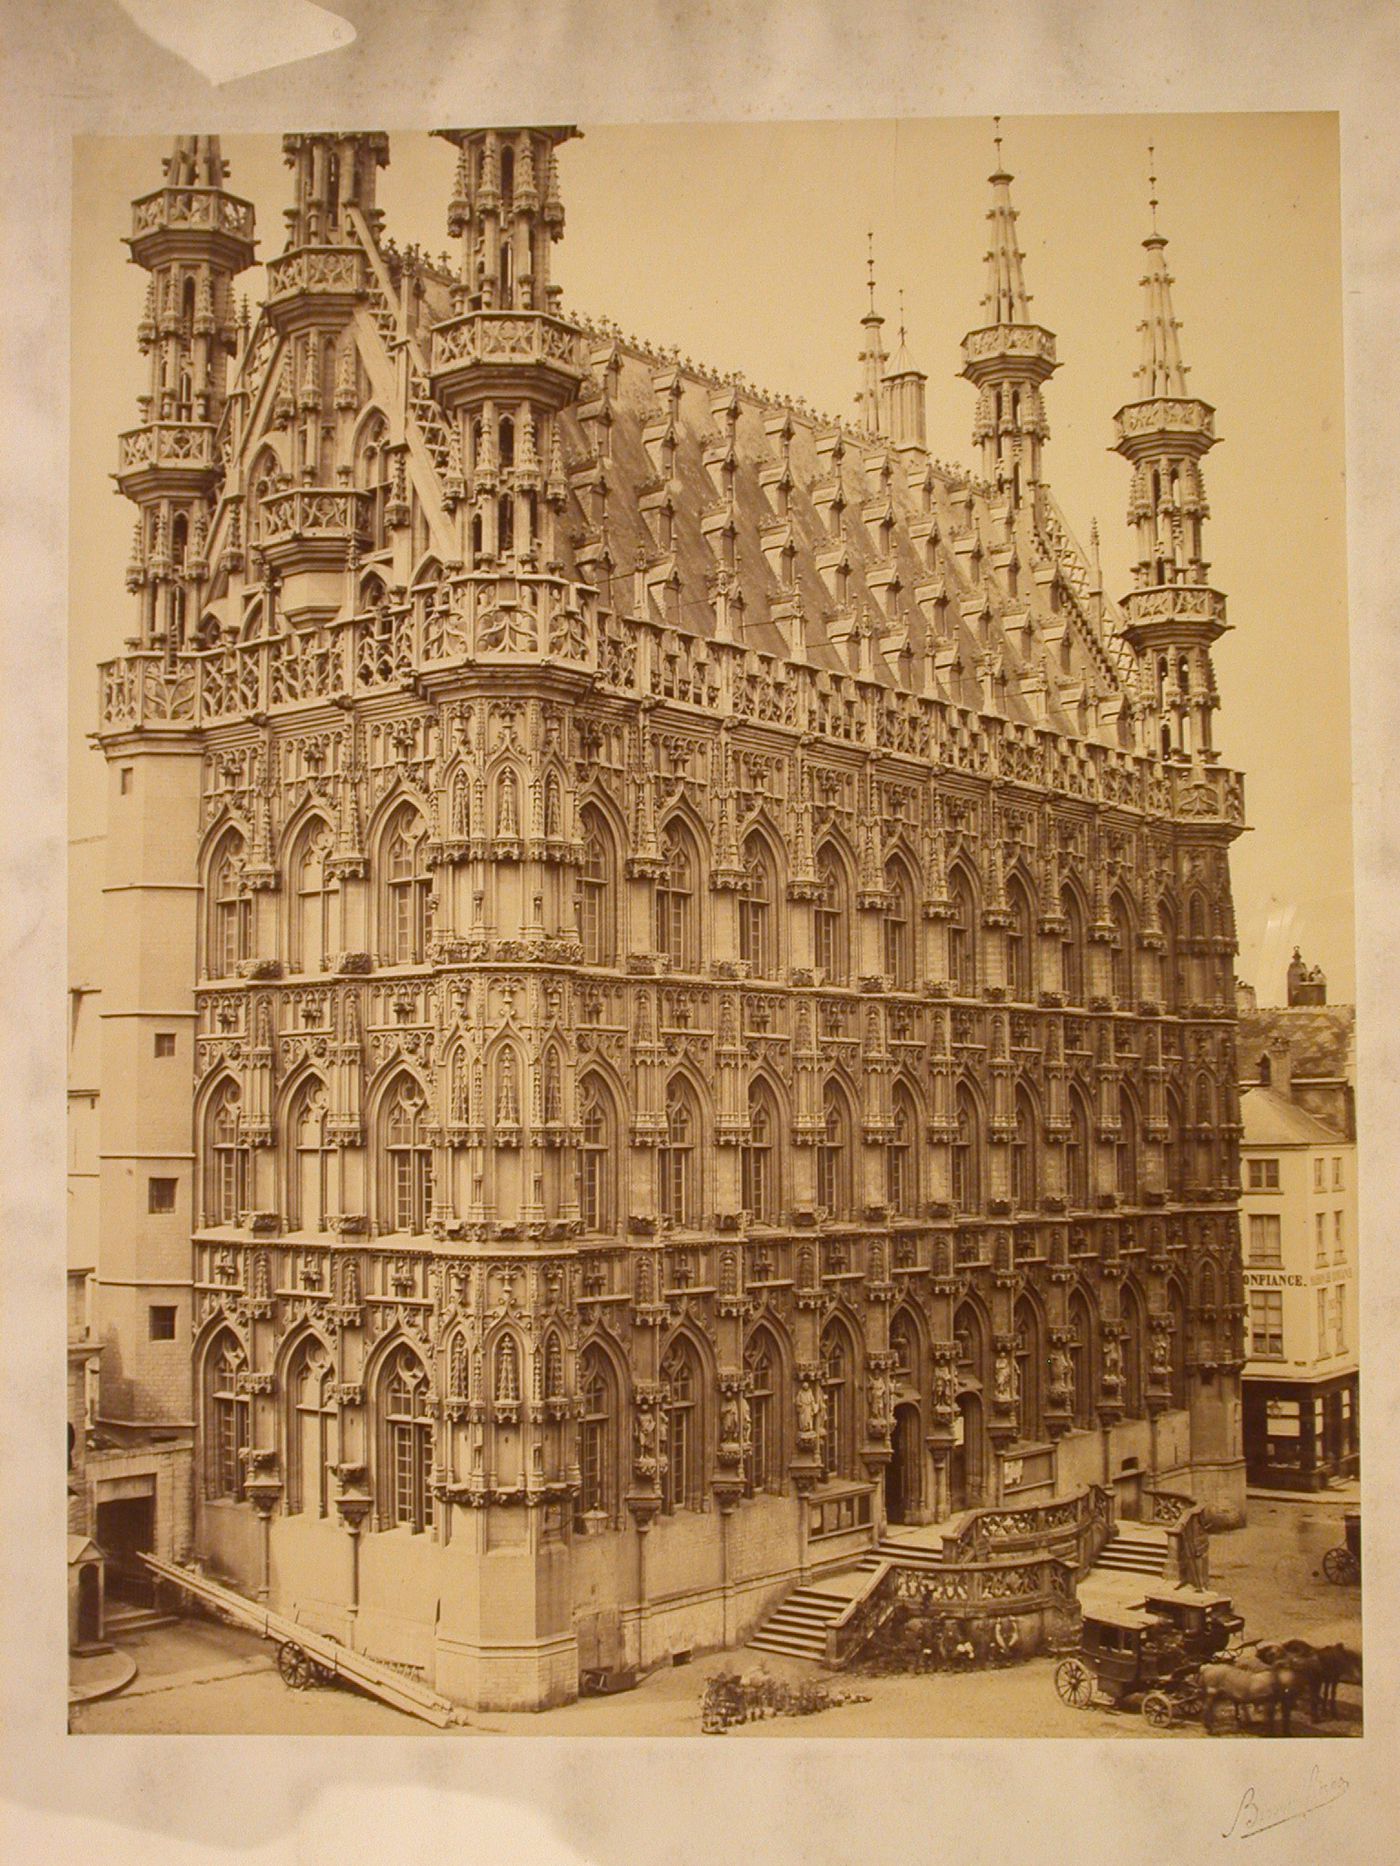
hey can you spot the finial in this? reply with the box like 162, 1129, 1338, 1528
866, 230, 876, 313
993, 115, 1003, 167
1148, 143, 1159, 235
898, 287, 907, 348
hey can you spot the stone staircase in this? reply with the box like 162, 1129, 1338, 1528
747, 1582, 853, 1662
1087, 1522, 1170, 1580
854, 1533, 946, 1577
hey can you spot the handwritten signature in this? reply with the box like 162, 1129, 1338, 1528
1223, 1764, 1349, 1839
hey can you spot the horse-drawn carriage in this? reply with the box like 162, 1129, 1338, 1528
1322, 1509, 1361, 1586
1053, 1605, 1207, 1727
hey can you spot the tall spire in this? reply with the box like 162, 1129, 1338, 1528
857, 230, 889, 436
883, 288, 927, 452
960, 118, 1057, 508
1112, 154, 1225, 764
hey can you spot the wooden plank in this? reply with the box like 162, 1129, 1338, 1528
140, 1554, 458, 1728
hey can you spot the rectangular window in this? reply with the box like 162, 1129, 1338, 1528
1317, 1287, 1328, 1353
148, 1177, 177, 1213
1333, 1210, 1344, 1261
1247, 1213, 1282, 1266
1315, 1211, 1327, 1264
148, 1304, 177, 1340
1332, 1285, 1346, 1353
154, 1032, 176, 1058
1247, 1158, 1279, 1190
120, 767, 133, 795
1332, 1156, 1343, 1189
1248, 1289, 1283, 1359
1314, 1157, 1325, 1190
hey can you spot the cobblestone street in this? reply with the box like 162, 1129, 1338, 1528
71, 1492, 1360, 1739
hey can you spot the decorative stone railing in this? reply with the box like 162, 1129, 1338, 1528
1122, 585, 1228, 629
937, 1482, 1114, 1578
131, 186, 255, 241
258, 487, 370, 545
266, 247, 366, 300
430, 310, 582, 374
117, 422, 216, 473
827, 1550, 1080, 1670
960, 322, 1057, 367
1114, 398, 1215, 442
1142, 1486, 1212, 1588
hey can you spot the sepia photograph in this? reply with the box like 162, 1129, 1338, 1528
60, 108, 1363, 1743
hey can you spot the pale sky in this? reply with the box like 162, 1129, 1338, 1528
69, 115, 1352, 1004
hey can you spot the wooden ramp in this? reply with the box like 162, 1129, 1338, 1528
138, 1554, 460, 1729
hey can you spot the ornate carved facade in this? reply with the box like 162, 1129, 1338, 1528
92, 128, 1247, 1709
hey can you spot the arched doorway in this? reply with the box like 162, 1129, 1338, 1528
950, 1390, 985, 1512
76, 1562, 102, 1645
885, 1402, 922, 1525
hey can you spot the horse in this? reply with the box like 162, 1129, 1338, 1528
1199, 1657, 1306, 1735
1255, 1640, 1362, 1721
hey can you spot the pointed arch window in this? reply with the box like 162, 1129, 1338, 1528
814, 846, 849, 983
1011, 1087, 1037, 1214
1007, 877, 1035, 1000
820, 1323, 855, 1480
288, 1339, 336, 1516
578, 1075, 613, 1233
948, 868, 977, 996
1121, 1289, 1146, 1418
889, 1311, 916, 1388
576, 807, 615, 965
290, 820, 338, 974
249, 449, 280, 548
883, 859, 915, 989
1159, 899, 1180, 1010
380, 1347, 434, 1531
577, 1345, 617, 1521
209, 834, 251, 977
660, 1338, 701, 1511
383, 805, 429, 965
655, 824, 697, 970
1165, 1093, 1185, 1199
951, 1085, 981, 1215
355, 419, 393, 552
205, 1333, 249, 1500
1168, 1283, 1188, 1409
1066, 1090, 1091, 1209
1014, 1297, 1042, 1442
738, 833, 777, 977
205, 1080, 248, 1226
660, 1080, 700, 1227
1110, 894, 1136, 1004
742, 1081, 777, 1223
887, 1085, 916, 1216
817, 1083, 850, 1218
382, 1076, 432, 1234
1117, 1091, 1140, 1205
290, 1080, 334, 1233
1069, 1291, 1095, 1429
744, 1328, 780, 1495
1060, 888, 1086, 1003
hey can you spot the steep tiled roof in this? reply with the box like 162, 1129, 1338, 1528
1237, 1006, 1356, 1084
1241, 1085, 1345, 1147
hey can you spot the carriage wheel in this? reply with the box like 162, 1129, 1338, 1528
1323, 1546, 1359, 1586
1142, 1692, 1174, 1729
1055, 1658, 1095, 1708
277, 1642, 313, 1690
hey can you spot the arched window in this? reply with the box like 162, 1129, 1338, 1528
814, 845, 850, 983
248, 449, 279, 548
1159, 899, 1180, 1010
1007, 876, 1035, 1001
655, 823, 698, 970
951, 1085, 980, 1215
289, 1080, 333, 1233
287, 1338, 335, 1516
379, 1346, 433, 1531
742, 1081, 778, 1223
209, 833, 251, 977
578, 1075, 613, 1233
948, 868, 977, 995
1121, 1287, 1146, 1418
1111, 893, 1136, 1004
205, 1332, 249, 1499
1011, 1086, 1037, 1214
1069, 1289, 1095, 1429
820, 1322, 855, 1480
889, 1310, 917, 1388
817, 1082, 850, 1218
1168, 1281, 1188, 1409
1014, 1297, 1042, 1443
887, 1084, 916, 1215
883, 859, 915, 989
577, 1345, 617, 1522
205, 1080, 247, 1226
355, 418, 392, 551
738, 833, 777, 976
1165, 1091, 1184, 1198
660, 1080, 700, 1227
744, 1326, 781, 1494
1060, 887, 1086, 1003
576, 809, 615, 967
499, 413, 515, 467
382, 1076, 432, 1234
1117, 1090, 1139, 1205
660, 1337, 702, 1511
290, 819, 338, 974
1066, 1089, 1091, 1209
382, 805, 429, 965
954, 1300, 985, 1382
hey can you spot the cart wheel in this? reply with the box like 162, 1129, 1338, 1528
277, 1642, 313, 1690
1322, 1546, 1359, 1586
1142, 1692, 1174, 1729
1055, 1658, 1094, 1708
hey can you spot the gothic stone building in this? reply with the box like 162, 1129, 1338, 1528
91, 128, 1247, 1709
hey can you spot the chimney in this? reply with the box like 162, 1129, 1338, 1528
1265, 1032, 1294, 1100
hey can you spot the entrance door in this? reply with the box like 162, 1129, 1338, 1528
76, 1563, 102, 1644
886, 1403, 921, 1525
96, 1495, 156, 1607
951, 1391, 983, 1512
